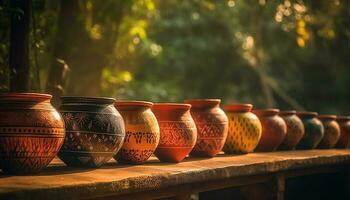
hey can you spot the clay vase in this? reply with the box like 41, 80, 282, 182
253, 109, 287, 152
114, 101, 160, 164
336, 116, 350, 148
278, 111, 305, 150
59, 97, 125, 167
152, 103, 197, 162
223, 104, 262, 154
296, 112, 324, 150
0, 93, 65, 174
317, 115, 340, 149
185, 99, 228, 157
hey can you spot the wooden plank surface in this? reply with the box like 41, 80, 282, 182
0, 149, 350, 199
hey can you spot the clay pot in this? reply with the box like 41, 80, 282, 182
59, 97, 125, 167
296, 112, 324, 150
336, 116, 350, 148
223, 104, 262, 154
0, 93, 65, 174
278, 111, 305, 150
114, 101, 160, 164
253, 109, 287, 152
185, 99, 228, 157
152, 103, 197, 162
317, 115, 340, 149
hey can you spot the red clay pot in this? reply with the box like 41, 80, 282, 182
253, 109, 287, 152
152, 103, 197, 162
0, 93, 65, 174
336, 116, 350, 148
317, 115, 340, 149
278, 111, 304, 150
185, 99, 228, 157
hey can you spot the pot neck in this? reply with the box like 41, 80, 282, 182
280, 110, 296, 116
253, 109, 280, 116
224, 104, 253, 112
60, 96, 115, 105
185, 99, 220, 109
336, 116, 350, 123
115, 100, 153, 111
297, 111, 318, 119
0, 92, 52, 102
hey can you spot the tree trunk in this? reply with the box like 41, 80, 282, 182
9, 0, 31, 92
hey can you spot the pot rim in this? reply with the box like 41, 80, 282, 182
152, 103, 191, 110
184, 99, 220, 108
114, 100, 153, 108
280, 110, 297, 115
0, 92, 52, 101
318, 114, 337, 120
61, 96, 115, 104
336, 116, 350, 122
253, 108, 280, 116
297, 111, 318, 118
224, 104, 253, 112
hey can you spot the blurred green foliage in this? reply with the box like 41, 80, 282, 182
1, 0, 350, 114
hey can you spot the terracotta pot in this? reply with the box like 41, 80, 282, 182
296, 112, 324, 150
278, 111, 305, 150
152, 103, 197, 162
336, 116, 350, 148
317, 115, 340, 149
59, 97, 125, 167
253, 109, 287, 152
0, 93, 65, 174
185, 99, 228, 157
223, 104, 262, 154
114, 101, 159, 164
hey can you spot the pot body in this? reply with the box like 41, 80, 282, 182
254, 109, 287, 152
336, 117, 350, 148
152, 104, 197, 162
114, 101, 159, 164
223, 104, 262, 154
296, 112, 324, 149
318, 116, 340, 149
59, 97, 125, 167
0, 93, 65, 174
185, 99, 228, 157
278, 111, 305, 150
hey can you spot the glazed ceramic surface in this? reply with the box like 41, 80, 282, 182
59, 97, 125, 167
0, 93, 65, 174
296, 112, 324, 150
278, 111, 305, 150
336, 116, 350, 148
223, 104, 262, 154
254, 109, 287, 152
317, 115, 340, 149
114, 101, 159, 164
152, 103, 197, 162
185, 99, 228, 157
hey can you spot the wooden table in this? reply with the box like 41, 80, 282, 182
1, 149, 350, 200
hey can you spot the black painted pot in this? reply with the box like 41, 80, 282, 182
59, 97, 125, 167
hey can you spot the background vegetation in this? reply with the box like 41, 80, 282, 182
1, 0, 350, 114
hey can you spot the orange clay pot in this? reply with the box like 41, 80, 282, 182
152, 103, 197, 162
336, 116, 350, 148
185, 99, 228, 157
223, 104, 262, 154
317, 115, 340, 149
114, 101, 160, 164
253, 109, 287, 152
0, 93, 65, 174
278, 111, 305, 150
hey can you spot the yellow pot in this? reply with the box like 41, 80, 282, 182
114, 101, 160, 164
223, 104, 262, 154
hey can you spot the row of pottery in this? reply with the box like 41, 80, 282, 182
0, 93, 350, 175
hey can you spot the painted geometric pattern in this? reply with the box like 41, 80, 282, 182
223, 113, 262, 153
0, 110, 64, 128
192, 138, 224, 153
115, 149, 154, 163
158, 121, 196, 147
0, 136, 64, 173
